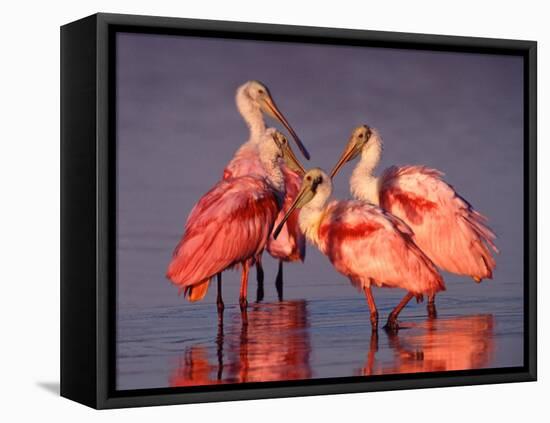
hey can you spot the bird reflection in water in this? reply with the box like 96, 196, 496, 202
170, 300, 311, 387
361, 314, 495, 376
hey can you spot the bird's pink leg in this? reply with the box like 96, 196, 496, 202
239, 261, 250, 323
427, 294, 437, 319
275, 260, 284, 302
384, 292, 415, 332
364, 286, 379, 331
216, 273, 224, 315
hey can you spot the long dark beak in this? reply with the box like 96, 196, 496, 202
282, 142, 306, 176
263, 96, 311, 160
272, 181, 314, 239
330, 139, 359, 179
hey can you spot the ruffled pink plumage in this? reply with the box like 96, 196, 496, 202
223, 142, 306, 262
223, 142, 264, 180
167, 176, 280, 295
316, 200, 445, 296
379, 165, 498, 281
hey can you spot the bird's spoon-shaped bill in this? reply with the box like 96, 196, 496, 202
272, 171, 318, 239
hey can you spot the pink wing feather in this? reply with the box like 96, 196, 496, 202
318, 200, 445, 296
223, 143, 306, 263
379, 165, 498, 281
167, 176, 280, 289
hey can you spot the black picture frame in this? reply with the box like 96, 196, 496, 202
60, 12, 537, 409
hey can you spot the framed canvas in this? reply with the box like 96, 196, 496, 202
60, 13, 537, 409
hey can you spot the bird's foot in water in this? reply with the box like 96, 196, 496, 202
256, 285, 264, 303
370, 311, 379, 332
239, 299, 248, 325
427, 302, 437, 319
384, 315, 400, 333
275, 279, 283, 302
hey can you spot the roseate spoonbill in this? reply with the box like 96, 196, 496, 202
330, 125, 498, 317
167, 129, 305, 321
264, 166, 306, 301
224, 81, 309, 301
273, 168, 445, 331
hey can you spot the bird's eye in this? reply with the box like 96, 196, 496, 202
258, 89, 264, 95
358, 133, 364, 139
306, 176, 312, 181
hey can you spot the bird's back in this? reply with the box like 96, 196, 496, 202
167, 176, 280, 288
223, 142, 265, 180
317, 200, 445, 296
379, 165, 498, 281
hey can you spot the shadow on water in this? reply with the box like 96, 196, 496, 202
168, 301, 495, 386
362, 314, 495, 376
170, 300, 311, 387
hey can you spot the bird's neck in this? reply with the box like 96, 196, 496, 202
350, 137, 383, 205
299, 187, 331, 247
259, 151, 285, 194
236, 86, 266, 143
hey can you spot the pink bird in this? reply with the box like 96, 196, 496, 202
223, 81, 309, 301
273, 168, 445, 331
330, 125, 498, 317
167, 130, 305, 320
264, 167, 305, 300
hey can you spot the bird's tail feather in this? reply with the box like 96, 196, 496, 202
184, 279, 210, 302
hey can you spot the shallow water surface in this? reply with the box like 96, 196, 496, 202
117, 294, 522, 390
